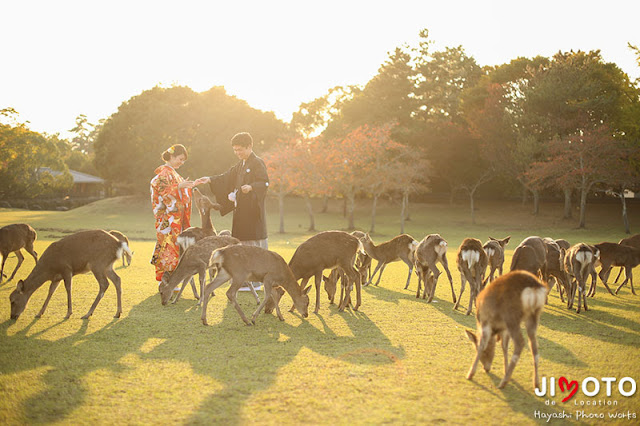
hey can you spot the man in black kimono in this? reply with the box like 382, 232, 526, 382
201, 132, 269, 289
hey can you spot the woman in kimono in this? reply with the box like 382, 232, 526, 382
150, 144, 207, 283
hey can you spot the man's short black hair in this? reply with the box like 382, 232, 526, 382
231, 132, 253, 148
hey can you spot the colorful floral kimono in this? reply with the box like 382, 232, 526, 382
150, 165, 192, 281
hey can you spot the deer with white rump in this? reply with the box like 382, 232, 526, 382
482, 236, 510, 282
201, 245, 310, 326
0, 223, 38, 283
466, 270, 548, 389
564, 243, 599, 313
454, 238, 488, 315
108, 230, 133, 267
358, 233, 418, 288
414, 234, 456, 303
593, 241, 640, 296
10, 230, 132, 320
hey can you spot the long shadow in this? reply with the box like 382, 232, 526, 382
0, 291, 403, 424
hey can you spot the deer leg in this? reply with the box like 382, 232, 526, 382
498, 326, 525, 389
454, 274, 467, 311
201, 269, 232, 326
227, 279, 252, 326
0, 253, 7, 281
500, 332, 510, 376
374, 263, 387, 286
415, 266, 423, 298
368, 261, 384, 286
351, 266, 361, 311
188, 277, 198, 299
61, 272, 74, 319
598, 264, 615, 296
630, 272, 637, 296
441, 258, 457, 304
403, 259, 413, 289
172, 275, 193, 304
427, 266, 441, 303
83, 270, 111, 319
106, 267, 123, 318
525, 315, 541, 390
7, 250, 24, 282
36, 279, 61, 318
312, 272, 323, 314
465, 281, 476, 316
612, 267, 624, 284
251, 279, 274, 323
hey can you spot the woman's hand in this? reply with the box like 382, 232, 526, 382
178, 180, 196, 189
194, 177, 210, 186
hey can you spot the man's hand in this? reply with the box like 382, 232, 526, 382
240, 185, 252, 194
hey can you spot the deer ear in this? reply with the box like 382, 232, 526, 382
303, 285, 312, 295
489, 236, 496, 241
465, 330, 478, 347
504, 236, 511, 244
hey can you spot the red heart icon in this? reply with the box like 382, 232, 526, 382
558, 376, 579, 402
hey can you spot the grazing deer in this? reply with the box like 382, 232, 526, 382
158, 235, 240, 306
510, 236, 547, 278
358, 233, 418, 288
465, 270, 547, 390
265, 231, 362, 314
0, 223, 38, 283
176, 188, 221, 251
351, 231, 372, 284
454, 238, 488, 315
564, 243, 599, 313
201, 245, 310, 326
593, 242, 640, 296
541, 238, 571, 303
414, 234, 456, 303
108, 230, 133, 267
482, 236, 510, 283
9, 230, 132, 320
612, 234, 640, 284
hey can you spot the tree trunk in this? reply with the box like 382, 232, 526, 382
346, 193, 355, 230
532, 189, 539, 216
370, 194, 378, 233
563, 187, 572, 219
321, 195, 329, 213
400, 192, 408, 233
469, 189, 476, 224
342, 197, 347, 218
403, 192, 411, 221
278, 190, 285, 234
578, 187, 588, 228
620, 191, 630, 234
521, 184, 528, 206
304, 194, 315, 231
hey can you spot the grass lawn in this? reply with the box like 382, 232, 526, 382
0, 195, 639, 425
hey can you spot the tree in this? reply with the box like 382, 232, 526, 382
527, 122, 634, 228
0, 123, 72, 199
94, 85, 286, 194
263, 139, 298, 233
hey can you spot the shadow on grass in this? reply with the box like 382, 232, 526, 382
0, 292, 403, 424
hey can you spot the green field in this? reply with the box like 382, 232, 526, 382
0, 196, 639, 425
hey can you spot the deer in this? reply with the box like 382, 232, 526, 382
612, 234, 640, 285
1, 223, 38, 284
541, 237, 571, 303
414, 234, 456, 303
175, 188, 220, 293
350, 231, 372, 285
510, 236, 548, 278
564, 243, 599, 313
200, 245, 310, 326
158, 235, 241, 306
482, 236, 510, 283
465, 270, 548, 390
108, 230, 132, 267
593, 241, 640, 296
454, 238, 488, 315
265, 231, 363, 314
357, 233, 418, 289
9, 230, 132, 320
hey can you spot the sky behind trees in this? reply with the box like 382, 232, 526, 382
2, 0, 638, 138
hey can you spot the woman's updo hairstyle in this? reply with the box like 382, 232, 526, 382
161, 144, 188, 162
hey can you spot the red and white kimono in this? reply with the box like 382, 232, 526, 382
150, 164, 192, 281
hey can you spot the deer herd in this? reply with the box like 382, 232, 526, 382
2, 191, 640, 391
